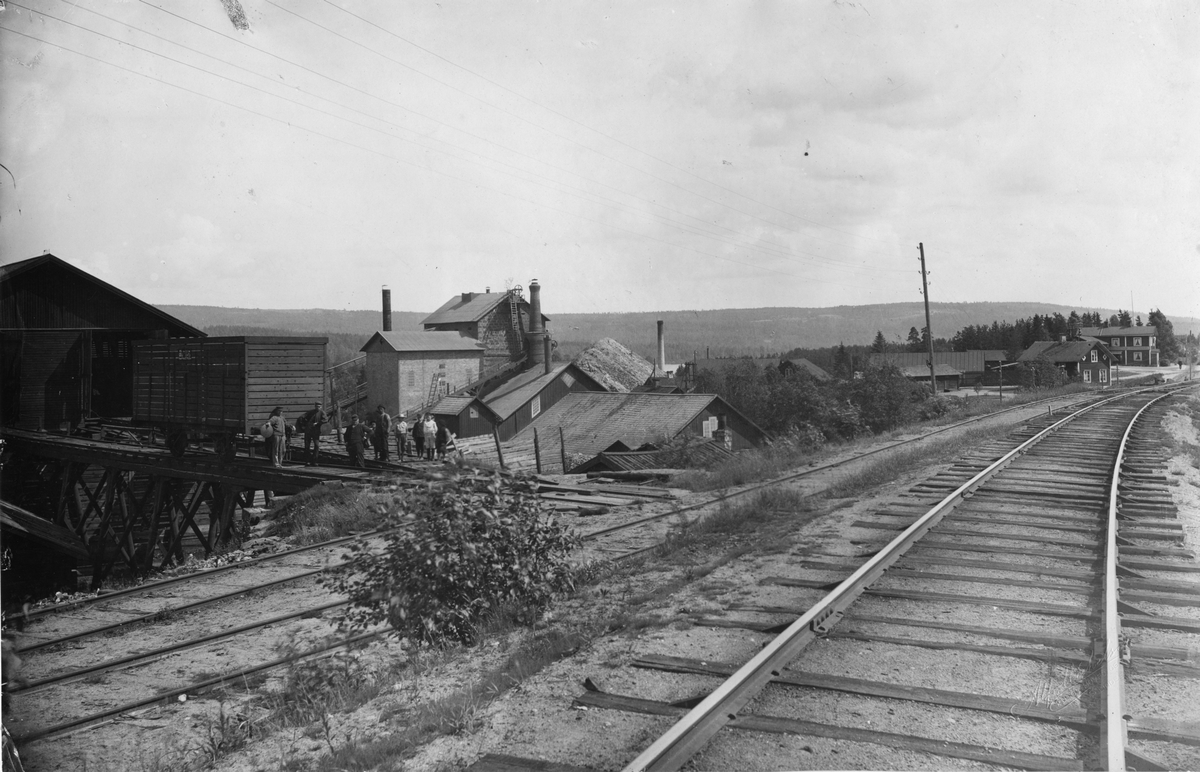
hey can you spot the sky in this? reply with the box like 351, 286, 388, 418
1, 1, 1198, 319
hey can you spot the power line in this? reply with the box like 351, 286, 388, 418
19, 1, 897, 280
269, 0, 912, 257
0, 23, 868, 289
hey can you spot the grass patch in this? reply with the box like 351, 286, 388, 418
676, 382, 1093, 493
261, 485, 393, 545
823, 422, 1014, 499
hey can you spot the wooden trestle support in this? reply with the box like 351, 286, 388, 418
2, 428, 330, 586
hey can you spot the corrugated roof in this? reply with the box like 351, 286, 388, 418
482, 363, 575, 419
1018, 340, 1104, 363
360, 330, 485, 353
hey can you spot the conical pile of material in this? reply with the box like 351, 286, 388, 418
572, 338, 654, 393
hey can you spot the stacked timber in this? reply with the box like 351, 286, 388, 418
571, 338, 654, 393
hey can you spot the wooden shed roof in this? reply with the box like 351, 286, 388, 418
0, 253, 205, 336
360, 330, 485, 353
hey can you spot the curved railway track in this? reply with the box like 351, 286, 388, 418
7, 387, 1182, 755
552, 385, 1199, 771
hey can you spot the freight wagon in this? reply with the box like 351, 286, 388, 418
133, 336, 327, 458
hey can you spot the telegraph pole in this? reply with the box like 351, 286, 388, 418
918, 242, 937, 395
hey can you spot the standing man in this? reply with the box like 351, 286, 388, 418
373, 404, 392, 462
301, 402, 327, 466
393, 413, 409, 460
412, 414, 425, 460
266, 407, 287, 468
344, 414, 366, 468
423, 414, 438, 461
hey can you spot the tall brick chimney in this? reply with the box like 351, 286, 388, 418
382, 286, 392, 332
526, 279, 545, 369
656, 320, 666, 373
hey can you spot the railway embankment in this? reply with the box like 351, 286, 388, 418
7, 387, 1197, 771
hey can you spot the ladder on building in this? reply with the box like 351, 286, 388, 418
426, 371, 445, 408
508, 285, 524, 343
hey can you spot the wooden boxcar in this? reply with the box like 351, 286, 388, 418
133, 336, 327, 457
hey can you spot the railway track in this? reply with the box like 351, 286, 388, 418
546, 386, 1199, 771
7, 387, 1179, 761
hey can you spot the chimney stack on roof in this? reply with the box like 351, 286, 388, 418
656, 320, 666, 373
526, 279, 546, 369
382, 286, 392, 332
461, 292, 474, 303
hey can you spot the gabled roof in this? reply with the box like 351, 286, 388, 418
360, 330, 485, 354
428, 395, 497, 419
782, 358, 833, 380
511, 392, 760, 459
482, 362, 598, 420
1079, 326, 1157, 339
1, 253, 205, 336
421, 291, 550, 327
1018, 340, 1108, 363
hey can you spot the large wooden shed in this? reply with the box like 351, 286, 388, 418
0, 254, 204, 431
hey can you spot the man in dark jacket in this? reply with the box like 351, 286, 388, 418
373, 405, 391, 462
344, 414, 366, 468
301, 402, 328, 465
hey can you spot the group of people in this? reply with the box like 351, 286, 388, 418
259, 403, 456, 470
341, 406, 455, 468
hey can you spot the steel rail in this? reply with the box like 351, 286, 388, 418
621, 388, 1163, 772
1103, 389, 1175, 770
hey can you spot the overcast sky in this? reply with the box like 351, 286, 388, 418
2, 1, 1197, 319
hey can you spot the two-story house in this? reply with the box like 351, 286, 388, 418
1077, 326, 1159, 367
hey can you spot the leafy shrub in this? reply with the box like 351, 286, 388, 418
325, 470, 579, 646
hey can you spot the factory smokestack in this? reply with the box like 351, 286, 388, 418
526, 279, 545, 369
656, 320, 666, 373
382, 286, 392, 332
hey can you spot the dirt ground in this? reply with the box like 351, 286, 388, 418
10, 389, 1198, 772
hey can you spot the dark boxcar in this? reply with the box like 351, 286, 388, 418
133, 337, 327, 457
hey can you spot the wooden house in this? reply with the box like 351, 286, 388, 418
360, 331, 485, 418
1078, 326, 1160, 367
480, 362, 605, 441
1018, 339, 1114, 386
425, 395, 498, 439
0, 254, 204, 431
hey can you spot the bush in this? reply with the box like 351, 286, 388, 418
325, 470, 579, 646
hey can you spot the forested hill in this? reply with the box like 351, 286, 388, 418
159, 302, 1200, 363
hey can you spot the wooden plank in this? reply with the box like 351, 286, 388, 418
764, 577, 1095, 618
1127, 716, 1200, 747
632, 654, 1092, 727
573, 691, 1083, 771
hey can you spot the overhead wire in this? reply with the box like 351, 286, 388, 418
14, 1, 893, 281
0, 23, 874, 288
317, 0, 912, 251
268, 0, 913, 260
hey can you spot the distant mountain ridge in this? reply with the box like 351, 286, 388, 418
159, 302, 1199, 362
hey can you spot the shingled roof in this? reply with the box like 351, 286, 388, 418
421, 291, 550, 327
